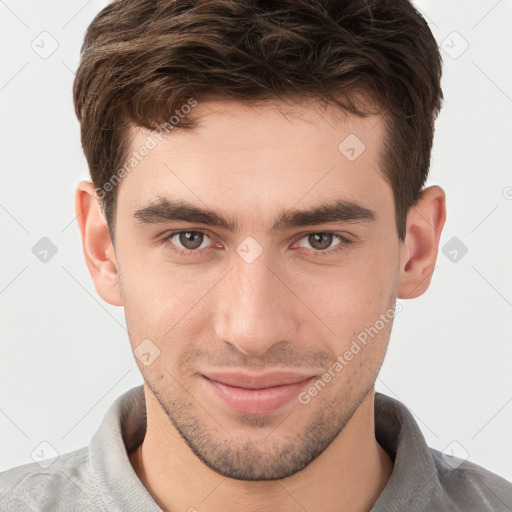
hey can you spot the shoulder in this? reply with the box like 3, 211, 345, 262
0, 446, 104, 512
428, 447, 512, 511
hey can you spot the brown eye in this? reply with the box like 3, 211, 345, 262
307, 233, 334, 250
178, 231, 205, 250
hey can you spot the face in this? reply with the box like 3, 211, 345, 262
113, 98, 402, 480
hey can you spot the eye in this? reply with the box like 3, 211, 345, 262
160, 230, 217, 255
295, 232, 351, 254
173, 231, 209, 250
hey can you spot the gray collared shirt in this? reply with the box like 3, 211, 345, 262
1, 385, 511, 511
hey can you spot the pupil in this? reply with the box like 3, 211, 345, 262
309, 233, 332, 250
179, 231, 203, 250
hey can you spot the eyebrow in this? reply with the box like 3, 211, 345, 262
133, 197, 376, 232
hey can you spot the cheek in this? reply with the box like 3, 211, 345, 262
119, 258, 217, 351
292, 251, 398, 329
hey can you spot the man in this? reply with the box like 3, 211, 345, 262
1, 0, 511, 510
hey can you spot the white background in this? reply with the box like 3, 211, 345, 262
0, 0, 511, 483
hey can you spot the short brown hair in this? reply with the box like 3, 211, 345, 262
73, 0, 443, 242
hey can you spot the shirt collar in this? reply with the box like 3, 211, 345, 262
90, 385, 160, 511
371, 392, 438, 510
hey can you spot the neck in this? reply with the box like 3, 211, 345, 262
129, 386, 393, 512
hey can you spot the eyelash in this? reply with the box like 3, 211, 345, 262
159, 229, 353, 257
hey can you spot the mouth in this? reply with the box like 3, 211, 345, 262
201, 371, 316, 415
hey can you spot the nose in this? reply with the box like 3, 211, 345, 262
213, 252, 299, 356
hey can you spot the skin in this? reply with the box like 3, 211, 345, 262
75, 97, 446, 512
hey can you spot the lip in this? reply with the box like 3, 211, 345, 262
201, 371, 316, 415
203, 370, 315, 389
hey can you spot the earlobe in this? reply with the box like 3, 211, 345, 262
74, 180, 123, 306
397, 185, 447, 299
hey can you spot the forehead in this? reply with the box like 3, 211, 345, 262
116, 98, 392, 227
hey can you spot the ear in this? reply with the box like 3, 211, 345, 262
74, 180, 123, 306
397, 185, 446, 299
